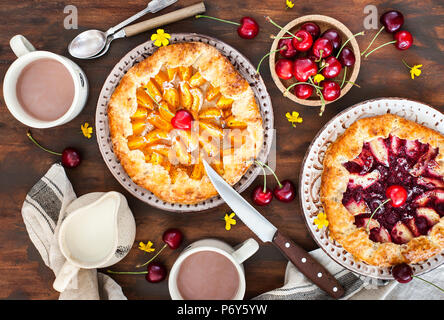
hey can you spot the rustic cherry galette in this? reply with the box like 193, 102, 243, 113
108, 42, 263, 204
321, 114, 444, 266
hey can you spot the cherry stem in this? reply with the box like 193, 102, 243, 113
255, 161, 268, 193
270, 34, 301, 41
256, 48, 283, 74
265, 16, 297, 39
402, 59, 412, 69
144, 88, 161, 107
136, 243, 167, 268
107, 270, 148, 275
256, 160, 282, 189
195, 15, 240, 26
361, 26, 384, 56
27, 131, 62, 156
412, 276, 444, 293
340, 67, 347, 88
308, 77, 325, 116
318, 62, 329, 72
364, 40, 397, 58
284, 81, 322, 96
366, 199, 390, 233
336, 31, 365, 58
315, 50, 323, 63
332, 79, 361, 88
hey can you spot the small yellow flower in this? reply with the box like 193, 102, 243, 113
138, 241, 155, 253
314, 212, 329, 229
151, 29, 171, 47
285, 111, 303, 128
224, 212, 236, 231
286, 0, 295, 9
402, 60, 422, 80
81, 122, 93, 139
313, 73, 325, 84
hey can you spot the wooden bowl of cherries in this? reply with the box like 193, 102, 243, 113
268, 15, 361, 115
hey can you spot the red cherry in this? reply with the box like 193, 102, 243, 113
171, 110, 193, 130
162, 228, 183, 249
338, 47, 356, 67
393, 30, 413, 50
294, 83, 313, 99
275, 58, 294, 80
278, 38, 298, 58
322, 56, 342, 79
386, 185, 407, 207
391, 263, 413, 283
380, 10, 404, 33
300, 22, 320, 40
321, 29, 342, 52
312, 38, 333, 59
291, 29, 313, 52
237, 17, 259, 39
293, 58, 318, 82
321, 80, 341, 101
61, 148, 81, 168
273, 180, 296, 202
146, 262, 167, 283
252, 186, 273, 206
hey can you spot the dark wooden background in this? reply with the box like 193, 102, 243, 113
0, 0, 443, 300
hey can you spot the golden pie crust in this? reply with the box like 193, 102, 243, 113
321, 114, 444, 266
108, 42, 263, 204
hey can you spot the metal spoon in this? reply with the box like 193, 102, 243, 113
68, 0, 177, 59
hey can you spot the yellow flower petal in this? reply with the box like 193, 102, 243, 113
314, 212, 329, 229
224, 212, 236, 231
313, 73, 325, 84
81, 122, 93, 139
138, 241, 155, 253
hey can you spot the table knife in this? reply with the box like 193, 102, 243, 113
202, 160, 345, 299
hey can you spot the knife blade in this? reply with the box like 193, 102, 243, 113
202, 160, 345, 299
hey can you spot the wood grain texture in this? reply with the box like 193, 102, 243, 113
0, 0, 443, 300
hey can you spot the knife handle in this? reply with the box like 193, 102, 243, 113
272, 231, 344, 299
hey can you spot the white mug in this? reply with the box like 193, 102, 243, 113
53, 192, 136, 293
168, 238, 259, 300
3, 35, 88, 128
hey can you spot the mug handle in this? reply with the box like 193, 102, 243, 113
231, 238, 259, 264
10, 35, 36, 58
53, 261, 80, 292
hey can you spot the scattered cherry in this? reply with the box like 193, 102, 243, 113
293, 58, 318, 82
292, 29, 313, 52
274, 180, 296, 202
252, 185, 273, 206
386, 185, 407, 207
380, 10, 404, 33
195, 15, 259, 39
321, 29, 342, 52
171, 110, 193, 130
393, 30, 413, 50
275, 58, 294, 80
146, 262, 167, 283
27, 131, 81, 168
337, 46, 356, 67
322, 56, 342, 79
300, 22, 321, 40
392, 263, 413, 283
293, 83, 314, 99
162, 228, 183, 249
312, 37, 333, 59
321, 80, 341, 101
278, 38, 298, 58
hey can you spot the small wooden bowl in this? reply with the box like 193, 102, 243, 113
269, 15, 361, 108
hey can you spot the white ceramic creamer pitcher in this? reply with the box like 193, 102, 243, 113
53, 191, 136, 292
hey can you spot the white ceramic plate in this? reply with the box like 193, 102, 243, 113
299, 97, 444, 279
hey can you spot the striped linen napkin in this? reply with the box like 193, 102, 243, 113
21, 163, 126, 300
254, 248, 444, 300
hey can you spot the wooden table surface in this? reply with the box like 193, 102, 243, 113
0, 0, 443, 300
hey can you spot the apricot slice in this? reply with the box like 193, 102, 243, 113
154, 71, 169, 88
178, 66, 193, 81
131, 107, 148, 120
211, 159, 225, 176
190, 163, 204, 180
131, 120, 147, 136
180, 82, 193, 110
145, 143, 171, 157
198, 107, 223, 120
172, 139, 192, 166
127, 135, 146, 150
205, 85, 220, 101
149, 152, 164, 165
167, 67, 178, 81
136, 87, 155, 110
163, 87, 180, 109
158, 101, 175, 122
144, 79, 162, 103
190, 88, 203, 113
146, 110, 173, 131
225, 116, 247, 129
189, 72, 206, 87
144, 129, 170, 145
216, 96, 234, 109
199, 121, 224, 139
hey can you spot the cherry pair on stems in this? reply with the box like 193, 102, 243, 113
252, 161, 295, 206
108, 229, 183, 283
195, 15, 259, 39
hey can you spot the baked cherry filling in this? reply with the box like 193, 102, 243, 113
342, 135, 443, 244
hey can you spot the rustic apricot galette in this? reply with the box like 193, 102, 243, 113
108, 42, 263, 204
321, 114, 444, 266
